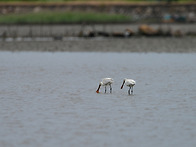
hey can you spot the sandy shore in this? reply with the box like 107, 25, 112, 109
0, 37, 195, 52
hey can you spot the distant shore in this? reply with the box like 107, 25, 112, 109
0, 37, 195, 52
0, 1, 195, 24
0, 24, 195, 52
0, 24, 196, 38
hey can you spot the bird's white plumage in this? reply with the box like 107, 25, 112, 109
124, 79, 136, 87
121, 78, 136, 95
96, 78, 114, 93
100, 78, 114, 86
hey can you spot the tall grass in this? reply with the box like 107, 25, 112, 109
0, 11, 131, 24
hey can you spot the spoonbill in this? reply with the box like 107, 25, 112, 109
96, 78, 114, 93
121, 78, 136, 95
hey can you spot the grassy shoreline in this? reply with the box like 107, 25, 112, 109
0, 0, 194, 24
0, 11, 131, 24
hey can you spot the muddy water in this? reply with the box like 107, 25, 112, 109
0, 52, 196, 147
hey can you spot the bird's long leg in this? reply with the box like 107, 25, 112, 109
110, 84, 112, 93
105, 86, 107, 93
128, 87, 131, 95
131, 86, 133, 94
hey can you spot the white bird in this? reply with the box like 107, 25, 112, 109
121, 78, 136, 95
96, 78, 114, 93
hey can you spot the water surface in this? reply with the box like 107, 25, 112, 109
0, 52, 196, 147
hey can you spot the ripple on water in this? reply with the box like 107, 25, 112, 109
0, 52, 196, 147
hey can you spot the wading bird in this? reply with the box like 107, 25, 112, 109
96, 78, 114, 93
121, 78, 136, 95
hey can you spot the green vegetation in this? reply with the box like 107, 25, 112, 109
0, 11, 131, 24
0, 0, 195, 2
4, 0, 91, 1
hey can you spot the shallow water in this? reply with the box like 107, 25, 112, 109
0, 52, 196, 147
